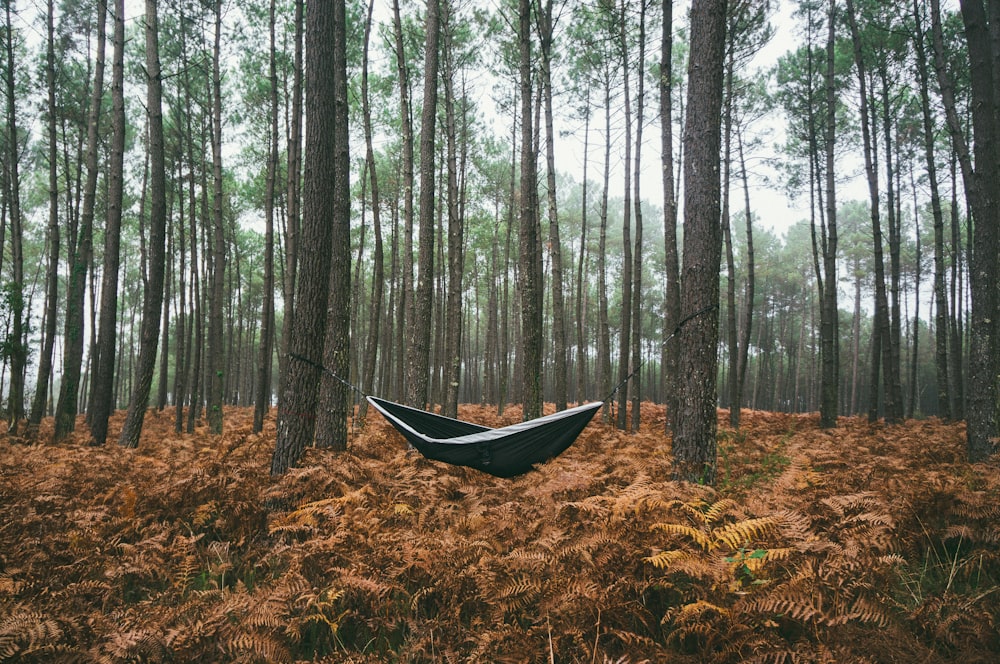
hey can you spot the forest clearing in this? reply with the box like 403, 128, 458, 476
2, 405, 997, 663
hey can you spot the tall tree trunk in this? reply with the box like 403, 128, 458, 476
735, 125, 755, 426
358, 0, 384, 420
722, 38, 738, 425
174, 158, 188, 433
931, 0, 970, 421
851, 254, 862, 413
845, 0, 899, 424
186, 118, 205, 434
157, 219, 172, 411
616, 0, 633, 431
253, 0, 279, 434
118, 0, 167, 449
819, 0, 839, 428
539, 0, 567, 412
29, 0, 61, 430
948, 156, 964, 419
912, 0, 950, 420
661, 0, 680, 432
272, 0, 342, 473
55, 0, 108, 442
673, 0, 726, 484
958, 0, 1000, 462
597, 73, 613, 422
279, 0, 303, 387
88, 0, 126, 445
442, 0, 463, 419
575, 87, 591, 405
405, 0, 440, 410
391, 0, 414, 402
518, 0, 542, 421
878, 65, 905, 423
909, 173, 922, 417
206, 0, 226, 435
315, 0, 351, 451
3, 0, 26, 432
630, 0, 646, 432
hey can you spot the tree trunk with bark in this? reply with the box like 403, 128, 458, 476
673, 0, 727, 484
88, 0, 126, 446
518, 0, 543, 421
118, 0, 168, 449
253, 0, 279, 434
29, 0, 61, 430
957, 0, 1000, 462
54, 0, 108, 442
315, 0, 352, 451
819, 0, 839, 428
661, 0, 680, 432
206, 0, 227, 435
272, 0, 342, 474
358, 0, 384, 421
405, 0, 440, 410
539, 0, 567, 413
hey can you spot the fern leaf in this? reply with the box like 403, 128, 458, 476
714, 517, 779, 550
651, 522, 714, 551
703, 498, 741, 525
643, 549, 691, 569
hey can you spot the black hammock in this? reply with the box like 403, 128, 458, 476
294, 306, 714, 478
366, 396, 602, 478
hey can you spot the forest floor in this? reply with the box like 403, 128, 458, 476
1, 403, 999, 663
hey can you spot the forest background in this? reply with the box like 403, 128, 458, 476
0, 0, 998, 477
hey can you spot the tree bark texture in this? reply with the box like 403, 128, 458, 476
405, 0, 440, 410
958, 0, 1000, 462
672, 0, 727, 485
315, 0, 352, 451
54, 0, 108, 442
118, 0, 167, 449
518, 0, 543, 421
272, 0, 340, 473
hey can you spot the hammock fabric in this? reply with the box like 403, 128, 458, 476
366, 396, 603, 477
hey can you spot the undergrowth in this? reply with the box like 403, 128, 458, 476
1, 406, 998, 662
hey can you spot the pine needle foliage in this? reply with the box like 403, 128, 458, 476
1, 406, 998, 661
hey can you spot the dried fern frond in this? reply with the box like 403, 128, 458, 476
714, 517, 781, 551
0, 609, 65, 660
643, 549, 691, 570
650, 522, 714, 551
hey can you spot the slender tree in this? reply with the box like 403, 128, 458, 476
391, 0, 414, 403
279, 0, 303, 381
357, 0, 384, 421
405, 0, 441, 410
55, 0, 108, 442
957, 0, 999, 462
118, 0, 168, 449
819, 0, 839, 428
673, 0, 727, 484
629, 0, 646, 432
3, 0, 26, 432
616, 0, 634, 431
539, 0, 568, 412
206, 0, 226, 434
661, 0, 680, 431
89, 0, 126, 446
912, 0, 950, 420
29, 0, 62, 430
845, 0, 901, 424
272, 0, 342, 473
314, 0, 351, 451
441, 0, 464, 419
518, 0, 543, 421
253, 0, 279, 434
